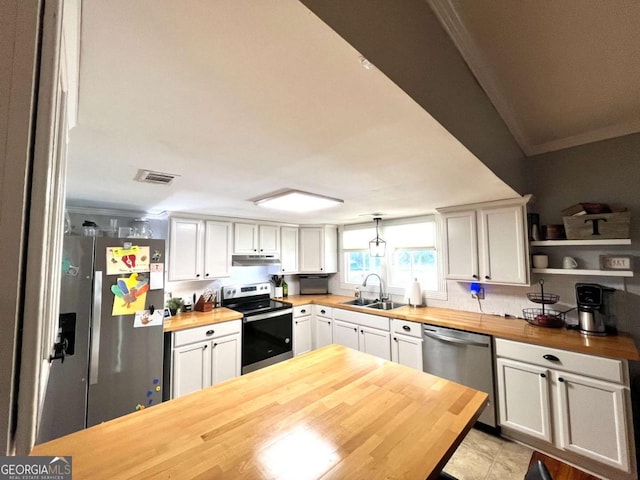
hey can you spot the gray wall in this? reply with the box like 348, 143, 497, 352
300, 0, 528, 193
527, 133, 640, 460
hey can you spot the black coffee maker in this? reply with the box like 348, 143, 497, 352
575, 283, 616, 336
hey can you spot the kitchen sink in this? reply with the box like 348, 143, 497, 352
342, 298, 378, 307
365, 301, 406, 311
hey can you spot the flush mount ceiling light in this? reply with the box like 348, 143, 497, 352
254, 189, 343, 213
369, 217, 386, 257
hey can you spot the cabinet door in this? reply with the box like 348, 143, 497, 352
172, 342, 210, 399
360, 326, 391, 361
258, 225, 279, 255
556, 372, 630, 471
314, 316, 332, 350
234, 223, 258, 254
441, 211, 478, 281
391, 334, 423, 370
496, 358, 552, 442
168, 218, 204, 281
210, 334, 241, 385
293, 315, 312, 356
333, 319, 359, 351
479, 205, 528, 284
204, 220, 232, 279
299, 227, 323, 273
280, 227, 299, 274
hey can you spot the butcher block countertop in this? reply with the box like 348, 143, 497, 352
31, 345, 487, 480
163, 307, 242, 333
284, 295, 640, 361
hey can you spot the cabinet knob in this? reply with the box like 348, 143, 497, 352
320, 309, 326, 314
196, 274, 200, 278
543, 354, 560, 362
260, 249, 263, 252
213, 343, 217, 347
320, 268, 323, 271
205, 273, 210, 277
393, 337, 398, 342
558, 377, 565, 383
402, 325, 411, 332
360, 329, 364, 334
206, 330, 215, 336
472, 274, 478, 279
540, 373, 546, 378
484, 275, 490, 280
353, 327, 357, 332
295, 321, 298, 324
203, 345, 207, 350
328, 321, 331, 325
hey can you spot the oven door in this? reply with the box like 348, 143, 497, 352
242, 309, 293, 374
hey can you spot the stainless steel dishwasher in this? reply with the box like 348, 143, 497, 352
422, 324, 496, 427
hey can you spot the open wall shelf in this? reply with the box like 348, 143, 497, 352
531, 239, 631, 247
531, 268, 633, 277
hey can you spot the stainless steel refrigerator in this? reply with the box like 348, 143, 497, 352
37, 236, 166, 444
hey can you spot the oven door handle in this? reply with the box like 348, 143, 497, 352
244, 309, 293, 323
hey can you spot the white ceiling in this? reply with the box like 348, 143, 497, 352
429, 0, 640, 156
66, 0, 518, 224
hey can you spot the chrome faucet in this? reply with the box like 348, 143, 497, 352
362, 273, 388, 302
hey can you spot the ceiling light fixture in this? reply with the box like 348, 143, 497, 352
369, 217, 386, 257
254, 189, 343, 213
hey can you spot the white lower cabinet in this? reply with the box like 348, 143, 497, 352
333, 309, 391, 361
293, 305, 312, 356
390, 319, 423, 370
312, 305, 333, 349
495, 339, 634, 475
169, 320, 241, 399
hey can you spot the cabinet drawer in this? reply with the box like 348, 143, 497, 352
391, 319, 421, 338
294, 305, 312, 318
333, 308, 389, 331
313, 305, 333, 318
173, 320, 241, 347
495, 338, 625, 384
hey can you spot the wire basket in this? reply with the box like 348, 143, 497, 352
522, 308, 565, 328
526, 292, 560, 304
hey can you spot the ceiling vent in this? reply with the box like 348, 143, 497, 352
134, 169, 179, 186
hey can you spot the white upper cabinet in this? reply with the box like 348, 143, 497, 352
280, 226, 299, 274
168, 217, 204, 281
234, 223, 279, 255
299, 226, 337, 273
169, 217, 231, 281
203, 220, 232, 279
438, 197, 530, 285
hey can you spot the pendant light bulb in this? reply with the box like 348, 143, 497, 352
369, 217, 386, 257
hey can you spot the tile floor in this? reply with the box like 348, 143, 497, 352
443, 428, 533, 480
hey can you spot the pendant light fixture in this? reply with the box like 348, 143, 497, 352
369, 217, 386, 257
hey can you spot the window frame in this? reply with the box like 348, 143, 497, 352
339, 215, 447, 300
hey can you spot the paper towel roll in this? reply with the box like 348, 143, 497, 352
409, 278, 422, 306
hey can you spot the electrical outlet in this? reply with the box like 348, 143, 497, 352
471, 287, 485, 300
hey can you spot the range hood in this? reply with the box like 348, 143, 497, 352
232, 254, 281, 266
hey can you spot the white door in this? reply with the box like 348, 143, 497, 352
556, 371, 630, 471
258, 225, 279, 255
299, 227, 323, 272
293, 316, 312, 356
280, 227, 299, 274
478, 205, 528, 284
168, 218, 203, 281
203, 220, 231, 279
314, 316, 333, 349
172, 342, 210, 399
333, 320, 359, 351
210, 334, 241, 385
496, 358, 552, 442
441, 211, 478, 281
391, 334, 423, 370
234, 223, 258, 254
360, 326, 391, 360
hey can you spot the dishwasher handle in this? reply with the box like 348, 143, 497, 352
423, 329, 489, 348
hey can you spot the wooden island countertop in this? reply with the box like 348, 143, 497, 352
31, 345, 487, 480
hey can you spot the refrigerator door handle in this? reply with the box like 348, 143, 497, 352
90, 271, 103, 385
